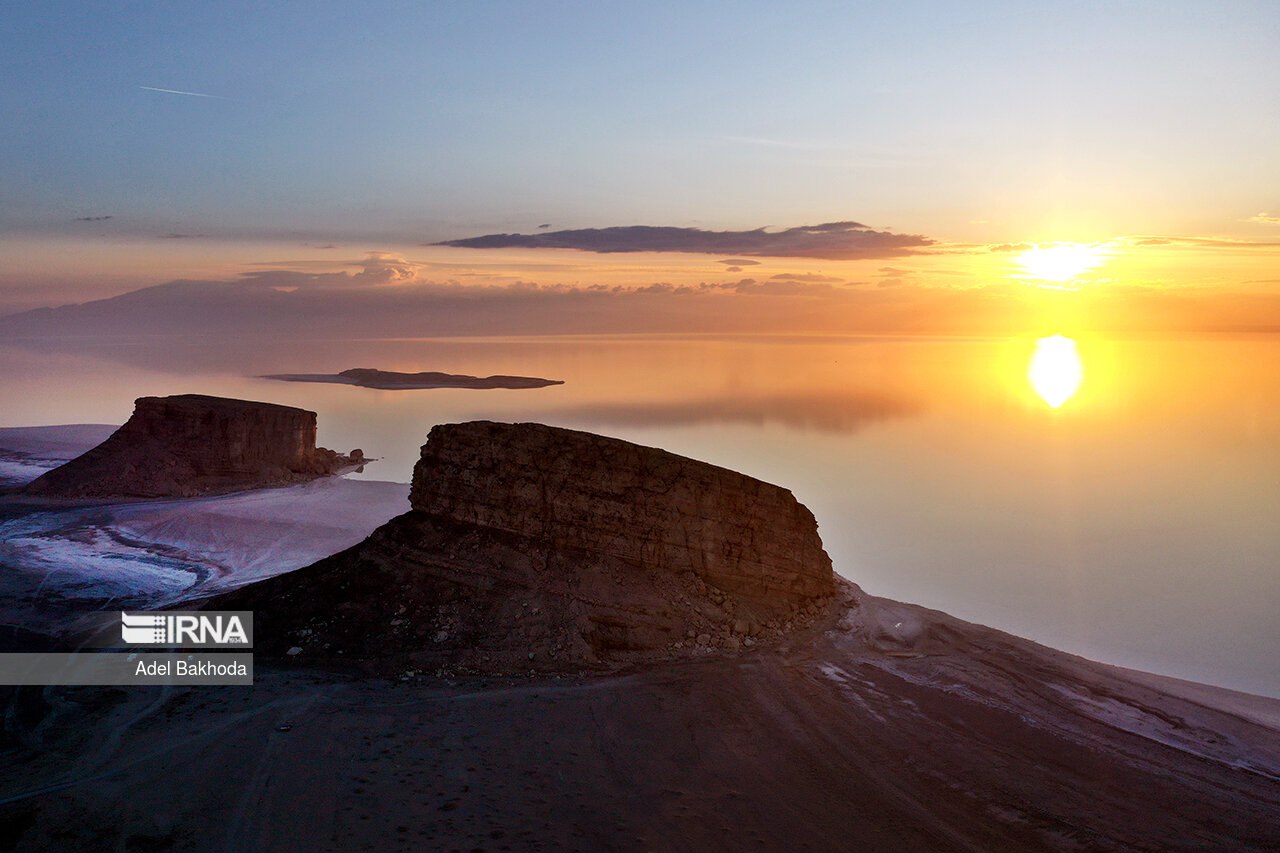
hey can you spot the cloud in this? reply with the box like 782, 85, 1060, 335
1121, 235, 1280, 249
718, 259, 761, 266
434, 221, 933, 260
139, 85, 228, 100
74, 215, 113, 222
537, 223, 552, 229
717, 278, 839, 295
1248, 213, 1280, 225
238, 252, 426, 288
158, 233, 205, 239
769, 273, 845, 283
345, 252, 421, 284
987, 243, 1032, 253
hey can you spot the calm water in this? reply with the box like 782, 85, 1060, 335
2, 333, 1277, 696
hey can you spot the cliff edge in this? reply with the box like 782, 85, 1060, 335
24, 394, 359, 498
215, 421, 835, 671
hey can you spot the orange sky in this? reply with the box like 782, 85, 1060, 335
4, 229, 1278, 336
3, 4, 1277, 333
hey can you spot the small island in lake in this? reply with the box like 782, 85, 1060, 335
262, 367, 565, 390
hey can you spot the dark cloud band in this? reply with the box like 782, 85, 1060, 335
435, 221, 932, 260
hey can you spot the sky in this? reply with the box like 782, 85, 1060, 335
1, 1, 1278, 324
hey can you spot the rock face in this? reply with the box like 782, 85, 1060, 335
216, 421, 835, 672
24, 394, 357, 498
412, 422, 832, 605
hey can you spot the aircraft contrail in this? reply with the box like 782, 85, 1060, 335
139, 85, 227, 99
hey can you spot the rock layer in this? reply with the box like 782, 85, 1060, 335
24, 394, 356, 498
412, 421, 832, 606
216, 421, 835, 671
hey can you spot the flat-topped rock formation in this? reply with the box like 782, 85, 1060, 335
215, 421, 835, 671
263, 368, 564, 390
412, 421, 832, 605
24, 394, 359, 499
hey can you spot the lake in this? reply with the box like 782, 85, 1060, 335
2, 332, 1276, 696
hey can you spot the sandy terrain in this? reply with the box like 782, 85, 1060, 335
0, 584, 1276, 852
0, 417, 409, 637
0, 425, 409, 640
0, 476, 409, 640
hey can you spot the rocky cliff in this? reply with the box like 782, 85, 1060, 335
216, 421, 835, 672
24, 394, 358, 498
411, 421, 832, 605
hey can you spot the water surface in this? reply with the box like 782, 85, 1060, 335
2, 333, 1276, 695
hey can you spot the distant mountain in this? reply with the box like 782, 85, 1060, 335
0, 277, 765, 339
5, 272, 1277, 340
0, 279, 329, 337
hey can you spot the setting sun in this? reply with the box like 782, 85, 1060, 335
1028, 335, 1083, 408
1016, 244, 1107, 283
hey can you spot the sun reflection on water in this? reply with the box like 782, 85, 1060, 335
1028, 335, 1083, 409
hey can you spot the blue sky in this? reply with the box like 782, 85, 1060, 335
4, 1, 1277, 245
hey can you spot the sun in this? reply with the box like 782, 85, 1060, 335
1015, 243, 1107, 283
1028, 335, 1083, 409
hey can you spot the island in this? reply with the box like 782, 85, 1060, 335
261, 367, 565, 390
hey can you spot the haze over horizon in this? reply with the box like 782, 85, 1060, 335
2, 2, 1278, 330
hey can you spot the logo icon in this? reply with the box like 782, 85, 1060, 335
119, 611, 250, 647
120, 611, 168, 644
